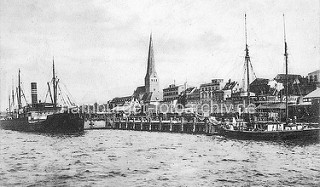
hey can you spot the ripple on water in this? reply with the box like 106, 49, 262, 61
0, 129, 320, 186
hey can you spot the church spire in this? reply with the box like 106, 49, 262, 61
146, 33, 156, 77
144, 33, 159, 94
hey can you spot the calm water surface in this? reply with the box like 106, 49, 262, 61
0, 129, 320, 186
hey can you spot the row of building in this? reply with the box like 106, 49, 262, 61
106, 34, 319, 117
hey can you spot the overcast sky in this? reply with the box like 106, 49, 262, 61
0, 0, 319, 110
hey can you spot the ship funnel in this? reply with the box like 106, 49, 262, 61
31, 82, 38, 104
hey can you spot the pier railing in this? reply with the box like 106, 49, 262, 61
86, 116, 219, 135
85, 116, 319, 136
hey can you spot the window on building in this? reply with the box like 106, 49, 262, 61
310, 76, 314, 82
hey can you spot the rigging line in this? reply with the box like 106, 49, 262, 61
58, 84, 70, 106
57, 84, 65, 105
21, 89, 28, 104
224, 53, 245, 80
61, 82, 74, 102
47, 82, 54, 104
249, 60, 258, 79
20, 82, 29, 104
59, 91, 67, 106
44, 82, 51, 103
66, 94, 74, 106
62, 85, 73, 106
60, 81, 76, 103
44, 90, 49, 103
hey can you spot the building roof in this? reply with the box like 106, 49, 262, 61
109, 96, 133, 105
250, 78, 269, 86
134, 86, 146, 95
256, 103, 286, 110
141, 92, 153, 102
222, 81, 237, 90
163, 84, 184, 91
200, 82, 220, 87
274, 74, 302, 83
132, 85, 157, 103
304, 87, 320, 99
275, 74, 301, 79
192, 88, 200, 94
308, 69, 320, 75
185, 87, 196, 94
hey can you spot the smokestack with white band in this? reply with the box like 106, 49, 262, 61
31, 82, 37, 104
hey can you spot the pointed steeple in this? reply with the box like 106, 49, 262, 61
146, 33, 157, 77
144, 33, 160, 95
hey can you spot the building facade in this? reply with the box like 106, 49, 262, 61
185, 87, 200, 106
200, 79, 225, 104
108, 96, 133, 109
163, 84, 186, 102
308, 70, 320, 87
222, 79, 240, 100
274, 74, 316, 96
250, 78, 271, 96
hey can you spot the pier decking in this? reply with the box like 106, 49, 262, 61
84, 117, 219, 135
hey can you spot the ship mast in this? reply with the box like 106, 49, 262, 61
8, 94, 11, 113
245, 14, 251, 106
283, 14, 289, 124
17, 69, 22, 110
11, 79, 15, 108
10, 78, 14, 112
52, 57, 57, 109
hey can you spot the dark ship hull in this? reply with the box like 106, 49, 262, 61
0, 113, 84, 133
220, 128, 320, 141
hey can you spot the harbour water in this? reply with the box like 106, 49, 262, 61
0, 129, 319, 187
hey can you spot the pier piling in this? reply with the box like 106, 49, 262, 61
86, 115, 218, 135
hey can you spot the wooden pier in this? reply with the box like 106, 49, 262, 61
84, 117, 219, 135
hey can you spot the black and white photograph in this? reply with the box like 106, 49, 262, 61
0, 0, 319, 186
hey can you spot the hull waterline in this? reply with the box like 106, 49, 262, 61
220, 128, 320, 141
0, 113, 84, 133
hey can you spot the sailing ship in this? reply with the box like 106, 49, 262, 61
0, 59, 84, 133
219, 14, 320, 140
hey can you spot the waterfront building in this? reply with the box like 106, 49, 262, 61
274, 74, 316, 96
177, 87, 200, 107
290, 87, 320, 123
108, 96, 133, 109
308, 69, 320, 87
185, 87, 200, 106
187, 88, 200, 104
222, 79, 240, 100
304, 87, 320, 103
200, 79, 225, 104
163, 83, 186, 102
249, 78, 271, 96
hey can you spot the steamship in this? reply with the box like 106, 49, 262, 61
0, 59, 84, 133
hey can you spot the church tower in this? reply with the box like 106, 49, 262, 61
145, 33, 159, 94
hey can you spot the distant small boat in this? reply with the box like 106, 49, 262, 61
0, 58, 84, 133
